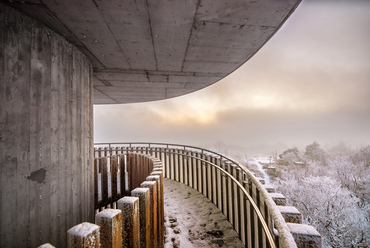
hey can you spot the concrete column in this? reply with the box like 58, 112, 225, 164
95, 209, 122, 248
131, 187, 151, 248
67, 222, 100, 248
141, 181, 158, 248
0, 5, 94, 247
117, 197, 140, 248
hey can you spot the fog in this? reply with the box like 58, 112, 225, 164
95, 0, 370, 156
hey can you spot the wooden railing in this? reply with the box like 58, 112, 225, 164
94, 143, 298, 248
93, 151, 158, 210
39, 151, 165, 248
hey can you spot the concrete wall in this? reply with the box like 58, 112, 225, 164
0, 5, 94, 247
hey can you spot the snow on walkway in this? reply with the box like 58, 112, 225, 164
163, 178, 244, 248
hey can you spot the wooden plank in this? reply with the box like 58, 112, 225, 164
94, 159, 98, 210
102, 158, 108, 206
120, 154, 127, 196
111, 156, 118, 202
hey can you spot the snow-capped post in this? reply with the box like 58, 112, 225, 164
277, 206, 302, 224
146, 174, 164, 248
117, 197, 140, 248
67, 222, 100, 248
131, 188, 151, 248
95, 209, 122, 248
38, 243, 56, 248
140, 181, 158, 248
150, 170, 164, 235
287, 223, 322, 248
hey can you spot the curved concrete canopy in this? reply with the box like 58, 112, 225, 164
7, 0, 301, 104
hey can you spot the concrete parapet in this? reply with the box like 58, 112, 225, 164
117, 197, 140, 248
95, 209, 122, 248
141, 181, 158, 248
269, 193, 287, 206
131, 188, 151, 248
287, 223, 322, 248
263, 184, 275, 193
277, 206, 302, 224
67, 222, 100, 248
255, 177, 265, 184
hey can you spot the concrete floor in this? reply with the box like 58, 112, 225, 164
163, 178, 243, 248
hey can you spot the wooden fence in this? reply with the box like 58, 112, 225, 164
93, 143, 322, 248
39, 152, 164, 248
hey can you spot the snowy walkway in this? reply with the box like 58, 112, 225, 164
163, 178, 244, 248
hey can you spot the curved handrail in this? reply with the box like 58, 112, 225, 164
94, 142, 297, 248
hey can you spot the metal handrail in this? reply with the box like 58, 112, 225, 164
94, 142, 297, 248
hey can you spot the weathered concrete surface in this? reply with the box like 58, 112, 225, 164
287, 223, 322, 248
5, 0, 302, 104
269, 192, 287, 206
277, 206, 303, 224
0, 5, 94, 248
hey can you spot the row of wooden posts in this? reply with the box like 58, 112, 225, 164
38, 153, 164, 248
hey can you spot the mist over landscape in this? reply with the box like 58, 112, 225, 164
95, 0, 370, 157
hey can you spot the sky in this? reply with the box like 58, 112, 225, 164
94, 0, 370, 156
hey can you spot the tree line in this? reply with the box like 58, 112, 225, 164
271, 142, 370, 248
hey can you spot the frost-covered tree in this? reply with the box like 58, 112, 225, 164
279, 147, 302, 166
353, 145, 370, 167
276, 176, 368, 247
304, 141, 327, 164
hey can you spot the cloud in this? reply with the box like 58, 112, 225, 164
94, 0, 370, 154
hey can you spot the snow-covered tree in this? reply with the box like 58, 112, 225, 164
279, 147, 302, 166
304, 141, 327, 165
276, 176, 368, 247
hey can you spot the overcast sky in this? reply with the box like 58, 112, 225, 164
94, 0, 370, 156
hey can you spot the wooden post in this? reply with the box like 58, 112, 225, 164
67, 222, 100, 248
95, 209, 122, 248
146, 175, 164, 248
141, 181, 158, 248
117, 197, 140, 248
131, 188, 151, 248
150, 171, 164, 238
38, 244, 56, 248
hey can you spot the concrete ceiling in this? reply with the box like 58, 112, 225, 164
6, 0, 301, 104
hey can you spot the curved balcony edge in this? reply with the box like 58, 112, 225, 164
94, 142, 301, 248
